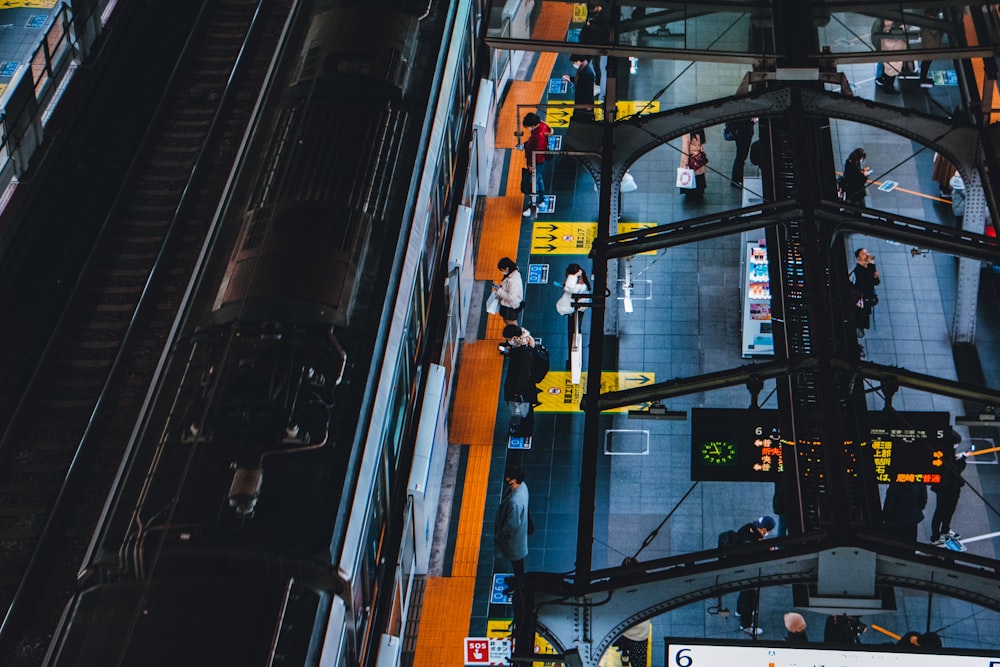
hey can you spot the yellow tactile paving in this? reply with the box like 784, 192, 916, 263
533, 1, 575, 41
496, 80, 549, 149
412, 576, 476, 667
448, 341, 503, 445
475, 196, 522, 280
485, 312, 507, 340
452, 443, 494, 576
532, 52, 558, 83
415, 6, 576, 660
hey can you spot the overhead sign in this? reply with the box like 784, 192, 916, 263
691, 408, 784, 482
691, 409, 952, 483
665, 642, 998, 666
866, 411, 950, 484
536, 371, 655, 413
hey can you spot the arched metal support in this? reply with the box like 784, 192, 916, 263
525, 536, 1000, 666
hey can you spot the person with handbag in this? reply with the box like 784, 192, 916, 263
851, 247, 880, 338
842, 148, 870, 208
521, 112, 552, 216
679, 129, 708, 198
555, 264, 591, 368
501, 324, 539, 436
494, 257, 524, 325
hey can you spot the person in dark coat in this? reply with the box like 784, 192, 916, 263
502, 324, 539, 436
931, 431, 968, 544
882, 481, 928, 543
733, 516, 775, 636
851, 247, 880, 337
842, 148, 871, 207
562, 55, 596, 121
784, 612, 809, 642
824, 614, 866, 645
728, 118, 756, 188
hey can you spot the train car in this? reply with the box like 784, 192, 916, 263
44, 0, 485, 665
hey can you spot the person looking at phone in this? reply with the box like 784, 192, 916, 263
842, 148, 871, 207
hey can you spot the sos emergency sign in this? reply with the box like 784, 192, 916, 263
464, 637, 511, 665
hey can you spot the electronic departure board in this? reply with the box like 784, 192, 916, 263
691, 409, 951, 483
690, 408, 784, 482
866, 410, 950, 484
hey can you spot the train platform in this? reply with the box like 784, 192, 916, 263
0, 1, 62, 99
413, 7, 1000, 667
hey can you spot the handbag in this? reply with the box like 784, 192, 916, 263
486, 292, 500, 314
723, 123, 736, 141
508, 400, 531, 418
520, 167, 533, 194
676, 167, 696, 189
688, 151, 708, 170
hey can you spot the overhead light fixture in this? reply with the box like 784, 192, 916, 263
955, 406, 997, 425
628, 401, 687, 420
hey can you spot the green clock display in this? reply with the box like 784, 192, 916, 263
700, 440, 737, 466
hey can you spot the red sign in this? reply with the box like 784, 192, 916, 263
465, 638, 490, 666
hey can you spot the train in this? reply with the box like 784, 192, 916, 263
44, 0, 488, 664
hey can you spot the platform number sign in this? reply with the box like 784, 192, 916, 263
673, 647, 693, 666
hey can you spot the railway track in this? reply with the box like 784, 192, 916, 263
0, 0, 292, 662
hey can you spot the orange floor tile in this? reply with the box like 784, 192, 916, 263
448, 340, 503, 445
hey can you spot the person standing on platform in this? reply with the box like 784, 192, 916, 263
521, 112, 552, 216
950, 172, 966, 225
842, 148, 871, 207
882, 481, 927, 543
872, 19, 906, 95
930, 431, 967, 545
728, 118, 756, 189
784, 612, 809, 642
562, 55, 596, 122
555, 264, 591, 369
731, 515, 775, 636
494, 464, 530, 578
824, 614, 866, 645
501, 324, 539, 436
918, 9, 943, 87
850, 247, 880, 338
680, 129, 709, 198
580, 4, 610, 98
494, 257, 524, 325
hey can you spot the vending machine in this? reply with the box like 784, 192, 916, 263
740, 237, 774, 357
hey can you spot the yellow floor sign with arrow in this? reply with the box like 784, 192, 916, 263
536, 371, 654, 413
532, 222, 657, 256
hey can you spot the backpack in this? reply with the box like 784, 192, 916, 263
717, 529, 739, 549
530, 344, 550, 383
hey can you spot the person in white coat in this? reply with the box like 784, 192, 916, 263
555, 263, 591, 367
494, 257, 524, 325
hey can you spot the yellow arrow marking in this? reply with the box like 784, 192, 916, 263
531, 221, 597, 255
536, 371, 655, 413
